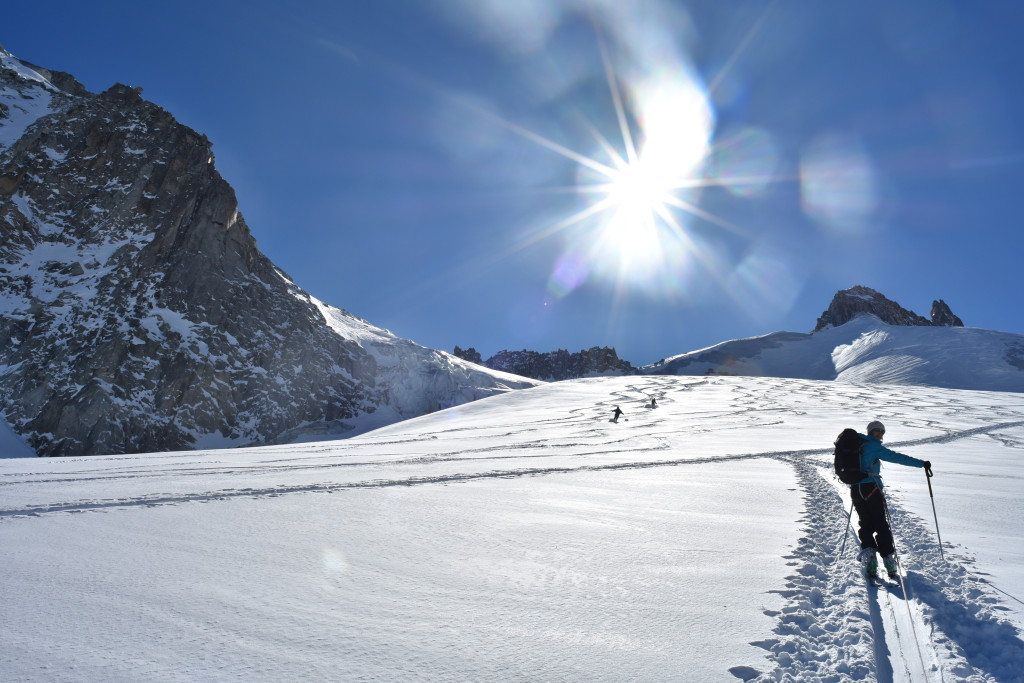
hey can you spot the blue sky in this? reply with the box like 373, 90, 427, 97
6, 1, 1024, 365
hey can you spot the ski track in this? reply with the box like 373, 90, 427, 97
752, 452, 1024, 683
3, 376, 1024, 681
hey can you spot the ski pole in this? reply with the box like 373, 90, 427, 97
926, 467, 945, 560
838, 499, 855, 560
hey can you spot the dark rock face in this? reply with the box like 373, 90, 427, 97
453, 346, 483, 364
456, 346, 635, 381
930, 299, 964, 327
813, 286, 962, 332
0, 49, 533, 456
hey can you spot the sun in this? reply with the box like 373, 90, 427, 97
448, 19, 763, 296
421, 4, 788, 301
595, 156, 678, 267
606, 156, 676, 225
567, 73, 716, 288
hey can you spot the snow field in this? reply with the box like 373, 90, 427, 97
1, 463, 800, 681
2, 375, 1024, 681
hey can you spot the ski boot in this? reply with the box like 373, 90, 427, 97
859, 547, 878, 578
883, 554, 898, 578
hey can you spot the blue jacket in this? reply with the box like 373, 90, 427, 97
852, 433, 926, 488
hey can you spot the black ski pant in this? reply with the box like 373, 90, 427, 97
851, 482, 895, 557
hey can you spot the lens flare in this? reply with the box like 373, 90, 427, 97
711, 127, 781, 198
725, 247, 802, 323
800, 133, 880, 234
548, 251, 590, 298
322, 548, 349, 576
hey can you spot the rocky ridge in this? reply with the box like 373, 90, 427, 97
813, 285, 963, 332
454, 346, 635, 381
458, 289, 966, 382
0, 48, 535, 456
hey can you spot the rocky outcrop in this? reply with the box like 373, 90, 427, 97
930, 299, 964, 327
455, 346, 635, 381
453, 346, 483, 364
813, 286, 962, 332
0, 48, 535, 456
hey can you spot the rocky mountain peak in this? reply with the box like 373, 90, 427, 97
930, 299, 964, 327
1, 48, 535, 456
813, 286, 963, 332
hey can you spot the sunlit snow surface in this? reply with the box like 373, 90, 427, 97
2, 376, 1024, 681
647, 316, 1024, 394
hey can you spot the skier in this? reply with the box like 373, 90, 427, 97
851, 420, 931, 578
612, 406, 624, 422
650, 397, 657, 408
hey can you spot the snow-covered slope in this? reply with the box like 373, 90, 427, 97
2, 375, 1023, 681
0, 52, 58, 152
643, 314, 1024, 393
308, 299, 538, 436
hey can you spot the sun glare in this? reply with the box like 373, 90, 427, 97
607, 156, 674, 221
453, 7, 785, 301
566, 71, 716, 291
593, 154, 681, 272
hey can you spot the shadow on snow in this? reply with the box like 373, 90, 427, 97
908, 570, 1024, 681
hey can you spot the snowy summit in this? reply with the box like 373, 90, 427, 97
644, 287, 1024, 394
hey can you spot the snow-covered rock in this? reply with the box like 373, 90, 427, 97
0, 47, 537, 457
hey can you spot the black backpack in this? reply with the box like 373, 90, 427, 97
834, 428, 866, 484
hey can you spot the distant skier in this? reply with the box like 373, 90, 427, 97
650, 397, 657, 408
612, 406, 624, 422
850, 421, 931, 578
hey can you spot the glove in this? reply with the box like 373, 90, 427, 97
923, 460, 933, 475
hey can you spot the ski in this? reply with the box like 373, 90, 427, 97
867, 575, 900, 592
863, 564, 936, 680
